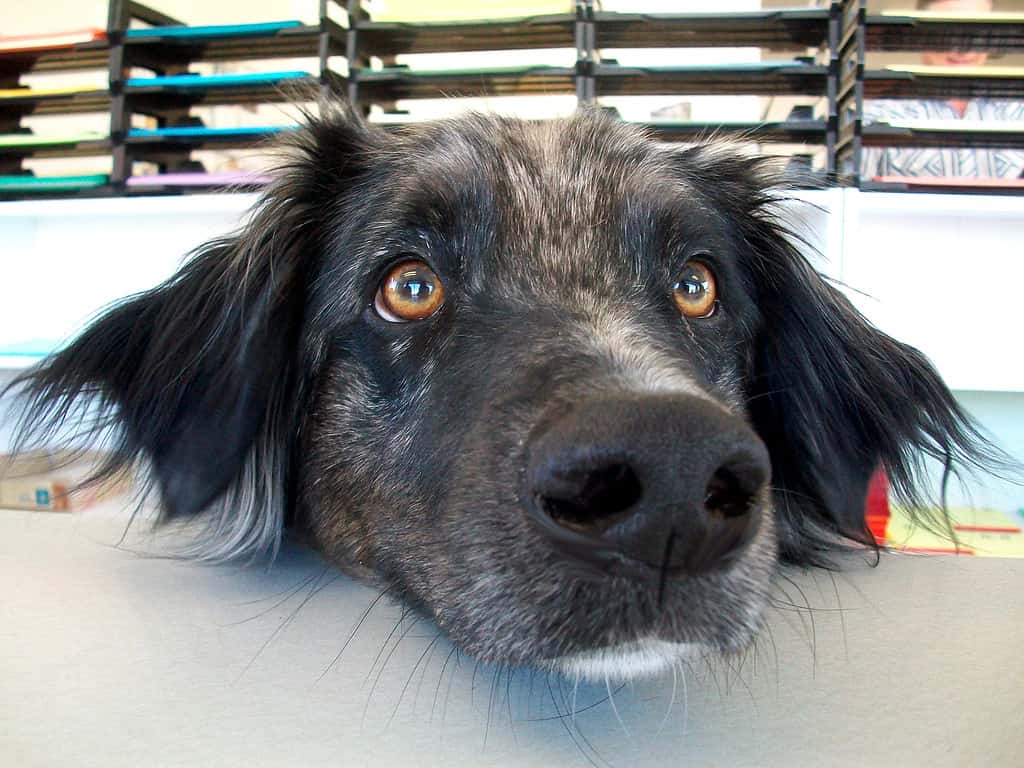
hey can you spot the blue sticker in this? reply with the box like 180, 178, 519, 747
35, 489, 50, 506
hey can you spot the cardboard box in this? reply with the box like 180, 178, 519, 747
1, 450, 133, 512
0, 476, 70, 512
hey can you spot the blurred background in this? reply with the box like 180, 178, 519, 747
6, 0, 1020, 181
2, 0, 1022, 547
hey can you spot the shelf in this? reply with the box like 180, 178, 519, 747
594, 10, 830, 50
0, 132, 110, 158
862, 176, 1024, 195
0, 29, 107, 76
124, 124, 297, 150
355, 14, 577, 56
0, 87, 110, 116
862, 122, 1024, 149
863, 66, 1024, 100
641, 119, 828, 143
123, 23, 344, 67
836, 5, 1024, 186
865, 12, 1024, 53
595, 62, 828, 97
13, 3, 1019, 197
355, 65, 576, 101
123, 71, 316, 110
123, 20, 304, 40
124, 70, 313, 89
124, 87, 313, 113
124, 171, 270, 193
0, 173, 109, 193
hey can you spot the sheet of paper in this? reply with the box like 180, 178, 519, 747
0, 86, 99, 99
879, 10, 1024, 21
872, 119, 1023, 132
0, 29, 104, 52
887, 505, 1024, 557
887, 65, 1024, 78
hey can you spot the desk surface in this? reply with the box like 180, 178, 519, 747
1, 507, 1022, 768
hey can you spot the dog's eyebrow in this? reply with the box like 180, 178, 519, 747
385, 162, 498, 275
618, 189, 724, 275
401, 176, 487, 229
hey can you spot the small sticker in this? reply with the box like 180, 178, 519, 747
35, 488, 50, 506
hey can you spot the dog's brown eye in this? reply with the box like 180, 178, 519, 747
673, 261, 717, 319
375, 260, 445, 322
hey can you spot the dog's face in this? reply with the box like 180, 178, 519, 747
11, 105, 991, 681
302, 115, 778, 677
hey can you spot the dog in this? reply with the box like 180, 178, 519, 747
6, 101, 997, 683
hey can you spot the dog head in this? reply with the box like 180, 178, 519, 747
9, 104, 995, 681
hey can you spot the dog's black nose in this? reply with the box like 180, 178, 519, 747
524, 395, 770, 578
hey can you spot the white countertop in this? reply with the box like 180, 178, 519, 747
1, 506, 1022, 767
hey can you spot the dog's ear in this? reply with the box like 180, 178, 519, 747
6, 102, 378, 560
676, 147, 1004, 565
744, 247, 992, 565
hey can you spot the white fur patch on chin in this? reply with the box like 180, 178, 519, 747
551, 639, 704, 683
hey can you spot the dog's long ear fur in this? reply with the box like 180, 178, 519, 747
5, 103, 376, 561
677, 147, 1007, 566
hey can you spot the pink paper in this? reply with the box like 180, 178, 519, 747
126, 171, 272, 187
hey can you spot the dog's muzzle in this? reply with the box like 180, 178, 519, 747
522, 394, 770, 581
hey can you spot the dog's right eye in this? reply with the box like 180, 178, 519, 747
673, 260, 718, 319
374, 259, 446, 323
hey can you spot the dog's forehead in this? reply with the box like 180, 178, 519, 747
392, 113, 715, 289
405, 113, 679, 213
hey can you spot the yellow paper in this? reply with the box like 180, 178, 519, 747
0, 85, 97, 99
878, 119, 1021, 132
887, 64, 1024, 78
880, 10, 1024, 22
887, 506, 1024, 558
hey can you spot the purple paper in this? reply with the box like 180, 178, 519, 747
126, 171, 272, 187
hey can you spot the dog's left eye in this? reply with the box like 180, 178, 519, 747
374, 259, 446, 323
673, 261, 718, 319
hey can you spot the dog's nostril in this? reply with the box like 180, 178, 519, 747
704, 463, 763, 520
538, 462, 643, 532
